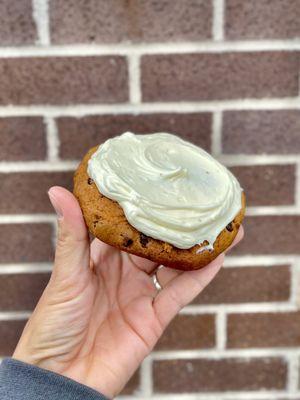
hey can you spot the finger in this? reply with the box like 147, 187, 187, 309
153, 225, 244, 289
127, 253, 160, 274
153, 265, 182, 289
90, 237, 123, 277
90, 237, 117, 264
153, 253, 224, 328
48, 186, 90, 279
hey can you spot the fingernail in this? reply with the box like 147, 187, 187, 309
48, 190, 63, 219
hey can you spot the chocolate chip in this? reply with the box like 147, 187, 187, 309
226, 222, 233, 232
123, 238, 133, 247
139, 233, 149, 247
93, 220, 99, 228
88, 178, 94, 185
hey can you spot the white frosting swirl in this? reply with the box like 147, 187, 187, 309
88, 132, 242, 250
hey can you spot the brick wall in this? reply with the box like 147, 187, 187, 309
0, 0, 299, 399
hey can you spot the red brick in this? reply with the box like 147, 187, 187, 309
0, 0, 36, 45
153, 358, 287, 392
0, 57, 128, 105
0, 224, 54, 263
141, 52, 299, 101
154, 314, 215, 350
0, 320, 27, 356
57, 113, 212, 159
223, 110, 300, 154
193, 265, 290, 304
228, 312, 300, 348
0, 273, 50, 311
226, 0, 300, 40
120, 369, 140, 395
0, 172, 73, 214
50, 0, 212, 44
230, 165, 296, 206
231, 216, 300, 255
0, 117, 47, 161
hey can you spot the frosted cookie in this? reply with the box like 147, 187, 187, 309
74, 132, 245, 271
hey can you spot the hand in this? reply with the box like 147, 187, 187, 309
13, 186, 243, 398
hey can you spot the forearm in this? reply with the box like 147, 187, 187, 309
0, 358, 109, 400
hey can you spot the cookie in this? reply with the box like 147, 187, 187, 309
74, 145, 246, 271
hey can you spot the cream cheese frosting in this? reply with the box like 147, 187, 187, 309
87, 132, 242, 250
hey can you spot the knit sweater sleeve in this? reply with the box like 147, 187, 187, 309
0, 358, 109, 400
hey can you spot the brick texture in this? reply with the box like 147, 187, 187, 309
0, 273, 50, 311
50, 0, 212, 44
0, 172, 73, 214
193, 265, 290, 304
141, 52, 299, 101
0, 0, 36, 45
226, 0, 300, 40
231, 216, 300, 255
1, 1, 299, 397
57, 113, 212, 159
0, 117, 47, 161
0, 57, 128, 105
153, 358, 287, 392
0, 320, 27, 356
230, 165, 296, 206
0, 224, 54, 263
154, 314, 215, 350
223, 110, 300, 154
228, 312, 300, 348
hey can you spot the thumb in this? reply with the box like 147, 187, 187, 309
48, 186, 90, 280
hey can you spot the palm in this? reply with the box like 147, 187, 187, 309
20, 239, 167, 396
61, 242, 164, 395
14, 187, 242, 398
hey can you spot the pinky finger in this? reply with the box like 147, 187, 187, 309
153, 253, 224, 329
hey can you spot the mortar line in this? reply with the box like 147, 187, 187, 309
0, 311, 31, 320
0, 156, 299, 173
140, 356, 153, 397
298, 66, 300, 96
287, 354, 300, 393
215, 311, 226, 350
295, 161, 300, 209
246, 206, 300, 216
180, 302, 297, 314
211, 111, 222, 156
32, 0, 50, 45
0, 98, 299, 117
45, 116, 60, 161
0, 161, 77, 172
290, 258, 300, 308
0, 40, 300, 57
151, 348, 300, 360
213, 0, 225, 41
219, 155, 300, 166
0, 258, 293, 275
1, 206, 300, 224
0, 302, 296, 315
0, 263, 52, 274
0, 214, 56, 224
224, 255, 300, 267
1, 156, 299, 173
128, 54, 141, 104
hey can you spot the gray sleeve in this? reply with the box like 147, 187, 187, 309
0, 358, 109, 400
